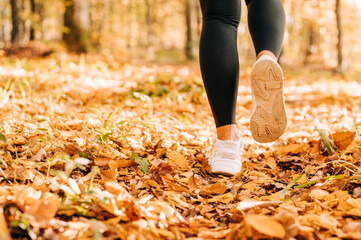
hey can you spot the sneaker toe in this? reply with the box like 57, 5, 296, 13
210, 160, 241, 176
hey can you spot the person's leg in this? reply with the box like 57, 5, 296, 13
246, 0, 287, 143
199, 0, 244, 176
246, 0, 285, 60
199, 0, 241, 141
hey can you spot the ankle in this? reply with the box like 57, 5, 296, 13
216, 124, 239, 141
257, 50, 277, 61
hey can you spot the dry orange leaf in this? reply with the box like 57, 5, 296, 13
100, 168, 118, 182
116, 159, 136, 168
105, 181, 132, 200
94, 157, 110, 166
198, 228, 231, 238
167, 151, 188, 169
0, 208, 11, 240
206, 181, 228, 195
245, 214, 286, 238
29, 148, 47, 161
276, 143, 308, 155
207, 192, 234, 204
188, 174, 201, 191
26, 197, 60, 221
331, 131, 355, 151
143, 179, 159, 188
164, 179, 192, 194
157, 229, 176, 239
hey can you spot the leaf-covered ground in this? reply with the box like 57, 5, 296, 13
1, 55, 361, 239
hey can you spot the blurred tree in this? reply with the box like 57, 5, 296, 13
63, 0, 92, 52
30, 0, 44, 40
335, 0, 344, 74
185, 0, 198, 60
10, 0, 27, 44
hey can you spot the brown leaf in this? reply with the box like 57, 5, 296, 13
0, 208, 11, 240
208, 192, 234, 204
105, 181, 132, 201
331, 131, 355, 151
164, 179, 192, 195
100, 167, 118, 182
167, 151, 188, 169
206, 181, 228, 195
276, 143, 308, 156
188, 174, 201, 191
94, 157, 110, 167
245, 214, 286, 238
198, 228, 231, 239
26, 196, 60, 221
143, 179, 159, 189
115, 159, 136, 168
299, 213, 339, 231
29, 147, 47, 161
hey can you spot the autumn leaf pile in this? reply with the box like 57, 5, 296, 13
1, 55, 361, 239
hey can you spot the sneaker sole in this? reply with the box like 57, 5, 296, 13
250, 59, 287, 143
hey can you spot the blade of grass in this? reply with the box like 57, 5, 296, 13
317, 129, 334, 155
0, 132, 6, 143
87, 166, 98, 192
280, 172, 308, 200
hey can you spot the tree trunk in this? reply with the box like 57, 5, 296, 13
10, 0, 27, 44
30, 0, 36, 40
185, 0, 198, 60
63, 0, 92, 52
335, 0, 344, 74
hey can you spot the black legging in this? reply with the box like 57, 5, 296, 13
199, 0, 285, 128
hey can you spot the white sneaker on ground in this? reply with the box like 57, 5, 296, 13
208, 135, 244, 176
250, 55, 287, 143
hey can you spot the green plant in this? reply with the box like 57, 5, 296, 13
131, 152, 149, 174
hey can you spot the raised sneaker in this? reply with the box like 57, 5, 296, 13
250, 55, 287, 143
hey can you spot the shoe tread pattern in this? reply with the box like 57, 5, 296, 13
250, 60, 287, 143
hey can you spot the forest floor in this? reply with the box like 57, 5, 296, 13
1, 54, 361, 240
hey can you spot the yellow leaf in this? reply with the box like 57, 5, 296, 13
245, 214, 286, 238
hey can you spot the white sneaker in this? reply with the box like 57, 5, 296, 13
208, 135, 244, 176
250, 55, 287, 143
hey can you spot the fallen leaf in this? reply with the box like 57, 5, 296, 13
94, 157, 110, 166
30, 148, 47, 161
198, 228, 231, 238
309, 189, 329, 200
167, 151, 188, 169
299, 213, 339, 232
0, 208, 11, 240
245, 214, 286, 238
208, 192, 234, 204
276, 143, 308, 155
206, 181, 228, 195
331, 131, 355, 151
100, 168, 118, 182
26, 196, 60, 221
